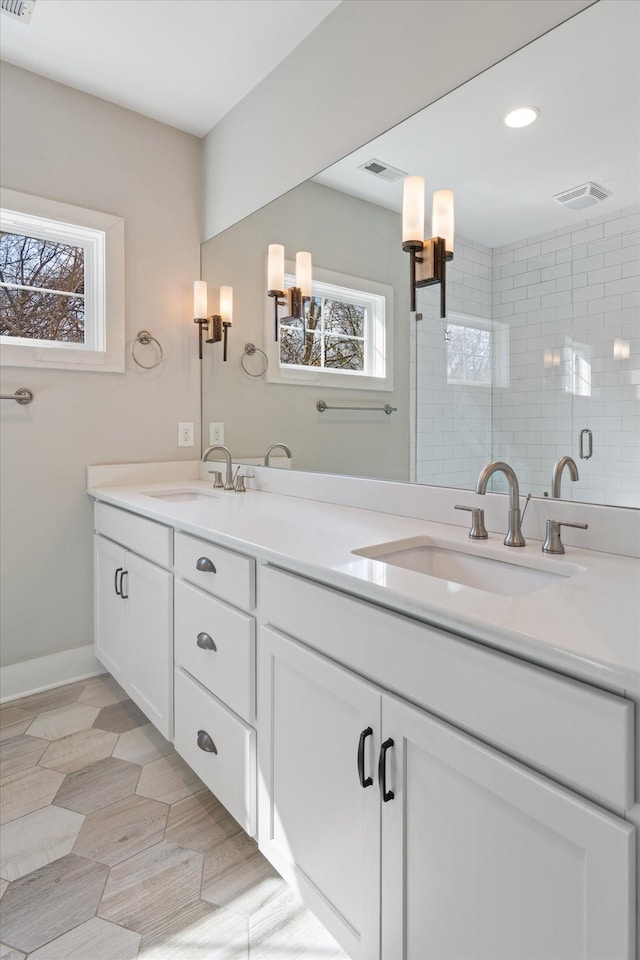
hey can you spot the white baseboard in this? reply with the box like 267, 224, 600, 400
0, 645, 104, 703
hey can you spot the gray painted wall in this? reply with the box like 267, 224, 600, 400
0, 63, 202, 669
203, 0, 593, 239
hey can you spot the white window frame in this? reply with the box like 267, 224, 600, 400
0, 188, 125, 372
445, 311, 509, 389
265, 261, 394, 391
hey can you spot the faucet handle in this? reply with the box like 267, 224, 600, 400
455, 505, 488, 540
208, 470, 224, 489
542, 519, 588, 555
234, 473, 255, 493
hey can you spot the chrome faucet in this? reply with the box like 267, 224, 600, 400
551, 456, 579, 498
202, 444, 234, 490
264, 442, 292, 467
475, 461, 525, 547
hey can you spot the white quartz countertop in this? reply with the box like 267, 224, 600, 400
88, 479, 640, 697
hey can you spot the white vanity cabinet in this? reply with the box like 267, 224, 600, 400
259, 565, 636, 960
93, 503, 173, 739
258, 625, 381, 960
172, 532, 257, 835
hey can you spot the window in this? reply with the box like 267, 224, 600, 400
266, 263, 393, 391
446, 312, 509, 388
0, 189, 124, 372
567, 341, 591, 397
446, 321, 492, 385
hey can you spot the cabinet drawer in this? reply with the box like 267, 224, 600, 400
260, 566, 634, 812
94, 502, 172, 568
175, 579, 255, 723
174, 532, 255, 611
174, 667, 256, 835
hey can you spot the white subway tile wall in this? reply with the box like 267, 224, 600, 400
415, 208, 640, 506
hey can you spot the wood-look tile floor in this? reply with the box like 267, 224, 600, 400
0, 676, 347, 960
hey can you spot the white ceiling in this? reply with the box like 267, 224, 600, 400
0, 0, 342, 136
314, 0, 639, 248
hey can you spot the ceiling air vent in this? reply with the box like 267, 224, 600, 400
358, 159, 407, 183
1, 0, 35, 22
553, 182, 610, 210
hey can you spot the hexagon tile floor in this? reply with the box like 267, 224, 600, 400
0, 675, 347, 960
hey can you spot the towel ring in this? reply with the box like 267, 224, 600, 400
131, 330, 164, 369
241, 342, 268, 378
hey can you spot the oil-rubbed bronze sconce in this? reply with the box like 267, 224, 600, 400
402, 176, 454, 320
193, 282, 233, 360
267, 244, 312, 340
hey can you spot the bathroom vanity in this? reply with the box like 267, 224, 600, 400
88, 464, 639, 960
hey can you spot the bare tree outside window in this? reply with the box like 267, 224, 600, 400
0, 231, 85, 343
280, 296, 365, 371
447, 323, 492, 384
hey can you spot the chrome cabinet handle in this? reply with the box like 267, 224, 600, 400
196, 632, 217, 651
120, 570, 129, 599
579, 428, 593, 460
114, 567, 123, 597
196, 730, 217, 753
196, 557, 216, 574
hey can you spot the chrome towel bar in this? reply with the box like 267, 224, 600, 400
316, 400, 397, 415
0, 388, 33, 405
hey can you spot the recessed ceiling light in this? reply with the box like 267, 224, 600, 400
504, 106, 540, 128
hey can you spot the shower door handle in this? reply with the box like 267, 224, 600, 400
579, 428, 593, 460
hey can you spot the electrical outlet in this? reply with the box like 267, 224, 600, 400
178, 421, 194, 447
209, 422, 224, 445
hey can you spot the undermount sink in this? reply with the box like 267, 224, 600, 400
145, 490, 217, 503
352, 537, 577, 597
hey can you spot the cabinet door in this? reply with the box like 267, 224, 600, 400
125, 551, 173, 740
94, 535, 126, 684
258, 627, 381, 960
381, 694, 635, 960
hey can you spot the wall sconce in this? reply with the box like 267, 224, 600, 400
193, 281, 233, 360
267, 244, 312, 340
402, 176, 454, 320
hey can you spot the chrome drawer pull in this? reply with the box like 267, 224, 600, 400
197, 730, 217, 754
196, 557, 216, 574
196, 632, 217, 651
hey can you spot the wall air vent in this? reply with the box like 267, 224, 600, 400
553, 182, 611, 210
1, 0, 35, 22
358, 159, 407, 183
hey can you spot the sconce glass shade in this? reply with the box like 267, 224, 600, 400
194, 280, 207, 319
402, 175, 425, 246
267, 244, 285, 292
219, 285, 233, 324
432, 189, 454, 256
296, 251, 312, 298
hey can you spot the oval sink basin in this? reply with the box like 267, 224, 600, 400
352, 537, 577, 597
145, 490, 218, 503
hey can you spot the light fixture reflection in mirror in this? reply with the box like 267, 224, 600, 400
402, 176, 454, 319
267, 244, 313, 340
504, 105, 540, 128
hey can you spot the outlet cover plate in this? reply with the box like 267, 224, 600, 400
209, 422, 224, 445
178, 421, 194, 447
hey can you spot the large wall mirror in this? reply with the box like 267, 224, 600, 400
202, 0, 639, 508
